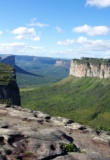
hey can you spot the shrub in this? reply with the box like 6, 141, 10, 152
61, 143, 79, 152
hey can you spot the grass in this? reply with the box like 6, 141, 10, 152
16, 66, 69, 88
20, 76, 110, 131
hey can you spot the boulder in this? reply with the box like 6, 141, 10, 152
33, 110, 51, 119
23, 128, 73, 143
51, 116, 73, 126
27, 139, 64, 159
53, 153, 91, 160
92, 136, 110, 147
7, 108, 34, 119
65, 122, 85, 130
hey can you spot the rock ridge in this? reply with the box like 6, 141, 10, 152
70, 57, 110, 78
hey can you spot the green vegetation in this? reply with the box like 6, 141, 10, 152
0, 63, 14, 85
61, 143, 79, 152
21, 76, 110, 130
73, 57, 110, 65
16, 66, 69, 88
24, 151, 33, 155
0, 99, 12, 105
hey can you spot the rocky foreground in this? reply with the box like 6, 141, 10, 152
0, 104, 110, 160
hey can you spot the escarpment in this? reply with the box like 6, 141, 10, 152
70, 57, 110, 78
0, 63, 20, 105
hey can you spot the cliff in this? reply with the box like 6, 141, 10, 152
69, 58, 110, 78
0, 63, 20, 105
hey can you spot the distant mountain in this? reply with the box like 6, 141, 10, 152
0, 54, 70, 87
15, 55, 70, 67
15, 55, 70, 87
0, 55, 42, 77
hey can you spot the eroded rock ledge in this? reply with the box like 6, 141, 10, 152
0, 104, 110, 160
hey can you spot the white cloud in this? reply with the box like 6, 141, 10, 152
0, 42, 43, 55
86, 0, 110, 8
1, 38, 110, 59
14, 35, 26, 40
77, 36, 88, 43
57, 39, 74, 45
0, 42, 27, 52
76, 36, 110, 52
35, 23, 49, 28
55, 26, 63, 33
27, 18, 49, 28
12, 27, 40, 41
0, 31, 3, 35
73, 24, 110, 36
57, 36, 110, 58
31, 36, 40, 41
12, 27, 35, 36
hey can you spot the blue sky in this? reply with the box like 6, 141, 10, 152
0, 0, 110, 59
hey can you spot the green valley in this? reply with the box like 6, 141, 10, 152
21, 76, 110, 131
15, 56, 70, 87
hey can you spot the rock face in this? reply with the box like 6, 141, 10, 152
0, 63, 20, 105
0, 104, 110, 160
70, 58, 110, 78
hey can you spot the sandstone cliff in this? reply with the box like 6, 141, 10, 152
0, 63, 21, 105
70, 58, 110, 78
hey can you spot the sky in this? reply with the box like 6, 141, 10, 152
0, 0, 110, 59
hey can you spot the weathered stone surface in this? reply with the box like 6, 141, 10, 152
0, 122, 9, 128
65, 122, 85, 130
0, 128, 21, 136
92, 136, 110, 147
99, 131, 110, 141
33, 110, 51, 119
53, 153, 91, 160
0, 104, 110, 160
27, 139, 64, 159
22, 128, 73, 143
51, 116, 73, 126
7, 108, 34, 118
68, 152, 91, 160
